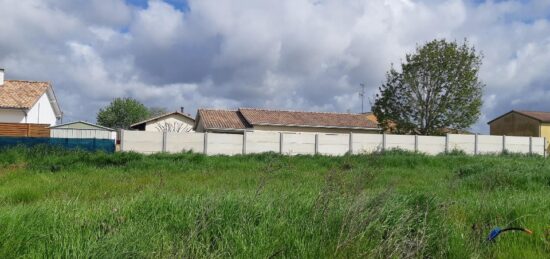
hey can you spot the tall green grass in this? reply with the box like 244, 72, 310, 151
0, 146, 549, 258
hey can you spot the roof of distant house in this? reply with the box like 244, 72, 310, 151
130, 111, 195, 129
488, 110, 550, 124
195, 108, 380, 131
50, 121, 115, 131
195, 109, 250, 130
239, 108, 379, 129
0, 80, 50, 109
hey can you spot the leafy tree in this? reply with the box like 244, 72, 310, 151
96, 98, 150, 129
372, 39, 484, 135
148, 107, 168, 118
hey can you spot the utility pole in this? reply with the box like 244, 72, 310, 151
359, 83, 366, 113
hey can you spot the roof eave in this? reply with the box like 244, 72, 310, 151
250, 123, 380, 130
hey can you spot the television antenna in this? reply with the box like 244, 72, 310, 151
359, 83, 366, 113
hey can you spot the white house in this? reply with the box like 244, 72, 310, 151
0, 69, 62, 126
130, 111, 195, 132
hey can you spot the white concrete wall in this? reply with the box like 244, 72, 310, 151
417, 136, 446, 155
207, 133, 243, 155
386, 134, 416, 152
282, 133, 316, 155
122, 131, 163, 154
120, 130, 546, 157
165, 132, 204, 153
504, 136, 529, 154
448, 134, 476, 154
352, 134, 383, 154
246, 131, 280, 154
318, 133, 349, 156
0, 109, 25, 123
477, 135, 504, 154
51, 129, 116, 140
26, 93, 57, 126
532, 138, 545, 156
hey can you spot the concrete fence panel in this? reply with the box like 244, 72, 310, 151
207, 133, 243, 155
165, 132, 205, 153
448, 134, 476, 154
246, 131, 280, 154
318, 133, 349, 156
386, 134, 416, 152
477, 135, 504, 154
531, 137, 545, 156
282, 133, 316, 155
417, 136, 446, 155
122, 131, 163, 154
352, 134, 383, 154
504, 136, 530, 154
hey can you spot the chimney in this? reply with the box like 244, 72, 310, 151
180, 107, 184, 113
0, 68, 4, 85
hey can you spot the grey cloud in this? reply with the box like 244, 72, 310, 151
1, 0, 550, 133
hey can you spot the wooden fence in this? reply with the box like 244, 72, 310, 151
0, 123, 50, 137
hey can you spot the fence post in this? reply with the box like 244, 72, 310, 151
474, 133, 478, 155
120, 130, 124, 152
529, 137, 533, 155
204, 132, 208, 155
502, 135, 506, 154
445, 134, 449, 153
243, 131, 247, 155
349, 132, 353, 155
162, 132, 167, 153
314, 134, 319, 155
382, 133, 386, 152
544, 137, 547, 158
279, 132, 284, 154
414, 135, 418, 153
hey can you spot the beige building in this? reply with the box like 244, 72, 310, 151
488, 110, 550, 149
131, 111, 195, 132
194, 108, 380, 134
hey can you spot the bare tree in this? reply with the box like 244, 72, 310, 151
155, 122, 193, 133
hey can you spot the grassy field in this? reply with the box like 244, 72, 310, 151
1, 147, 550, 258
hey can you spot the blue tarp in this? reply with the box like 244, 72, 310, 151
0, 137, 115, 153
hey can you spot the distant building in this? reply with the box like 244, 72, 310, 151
0, 69, 62, 126
130, 111, 195, 132
50, 121, 116, 140
488, 110, 550, 148
194, 108, 380, 134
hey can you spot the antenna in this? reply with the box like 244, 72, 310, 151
359, 83, 366, 113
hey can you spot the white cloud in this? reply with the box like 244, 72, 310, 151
0, 0, 549, 133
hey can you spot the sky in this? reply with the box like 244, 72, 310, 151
1, 0, 550, 133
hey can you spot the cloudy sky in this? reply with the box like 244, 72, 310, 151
1, 0, 550, 132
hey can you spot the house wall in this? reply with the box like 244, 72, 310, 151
0, 109, 25, 123
144, 114, 195, 132
26, 93, 58, 126
539, 123, 550, 150
252, 125, 379, 134
53, 122, 102, 130
489, 112, 540, 137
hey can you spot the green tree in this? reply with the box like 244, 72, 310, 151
96, 98, 150, 129
372, 39, 484, 135
148, 107, 168, 118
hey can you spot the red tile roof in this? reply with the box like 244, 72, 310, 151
197, 109, 250, 130
0, 80, 50, 109
239, 108, 379, 129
